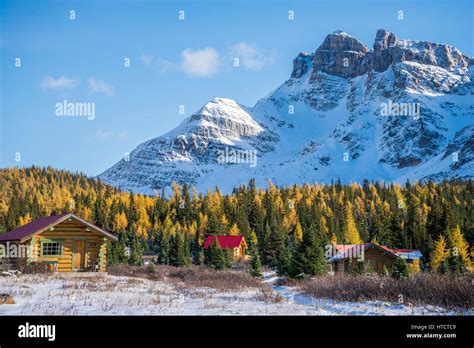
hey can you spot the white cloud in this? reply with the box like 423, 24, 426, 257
41, 76, 78, 91
118, 132, 129, 140
155, 58, 178, 74
141, 54, 154, 66
181, 47, 220, 77
95, 130, 113, 139
229, 42, 275, 71
95, 130, 129, 141
88, 77, 115, 96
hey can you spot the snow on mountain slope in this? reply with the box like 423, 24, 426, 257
99, 29, 474, 194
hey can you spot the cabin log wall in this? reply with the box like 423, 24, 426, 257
28, 219, 108, 272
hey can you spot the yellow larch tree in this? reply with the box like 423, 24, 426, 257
449, 226, 471, 270
342, 201, 362, 244
431, 234, 449, 270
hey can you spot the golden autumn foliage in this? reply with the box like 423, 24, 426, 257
229, 223, 240, 236
0, 166, 472, 273
449, 226, 471, 270
431, 235, 449, 270
294, 222, 303, 241
408, 259, 421, 274
342, 202, 362, 244
113, 212, 128, 231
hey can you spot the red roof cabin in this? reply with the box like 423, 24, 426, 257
203, 235, 248, 261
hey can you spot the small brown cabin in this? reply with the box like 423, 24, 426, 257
0, 213, 118, 272
330, 243, 422, 275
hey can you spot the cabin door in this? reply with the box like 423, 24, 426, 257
73, 240, 86, 270
377, 261, 384, 274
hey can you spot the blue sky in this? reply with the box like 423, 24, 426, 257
1, 0, 472, 176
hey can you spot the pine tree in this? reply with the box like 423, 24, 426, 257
158, 234, 170, 265
276, 238, 293, 276
192, 247, 203, 265
391, 257, 409, 279
204, 237, 227, 270
447, 254, 464, 274
263, 217, 286, 267
249, 246, 263, 278
112, 231, 128, 264
129, 236, 144, 266
290, 224, 325, 277
169, 232, 188, 267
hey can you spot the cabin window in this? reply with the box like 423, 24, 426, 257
41, 241, 63, 256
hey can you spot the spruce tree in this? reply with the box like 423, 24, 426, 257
391, 257, 409, 279
117, 231, 128, 263
290, 224, 325, 277
129, 236, 144, 266
263, 217, 286, 267
204, 237, 227, 270
169, 232, 188, 267
158, 234, 170, 265
276, 239, 293, 276
447, 254, 464, 274
249, 246, 263, 278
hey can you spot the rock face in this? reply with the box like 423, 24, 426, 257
291, 52, 314, 79
443, 125, 474, 171
373, 29, 398, 72
313, 31, 369, 78
99, 29, 474, 194
311, 29, 471, 77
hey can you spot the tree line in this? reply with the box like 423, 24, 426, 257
0, 166, 472, 277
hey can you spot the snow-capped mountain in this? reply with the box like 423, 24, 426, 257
99, 29, 474, 194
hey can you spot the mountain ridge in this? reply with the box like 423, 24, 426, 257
99, 29, 474, 194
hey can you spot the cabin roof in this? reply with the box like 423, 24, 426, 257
203, 235, 245, 249
0, 213, 118, 243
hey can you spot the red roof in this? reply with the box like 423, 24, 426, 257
0, 213, 69, 242
0, 213, 118, 242
392, 248, 418, 253
203, 235, 245, 249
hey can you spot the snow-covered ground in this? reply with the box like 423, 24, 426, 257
262, 272, 471, 316
0, 272, 469, 315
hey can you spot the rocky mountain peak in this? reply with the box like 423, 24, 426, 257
291, 51, 313, 78
312, 30, 368, 78
318, 30, 368, 53
373, 29, 398, 71
290, 29, 472, 80
186, 97, 263, 139
99, 30, 473, 194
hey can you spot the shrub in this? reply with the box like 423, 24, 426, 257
300, 273, 474, 310
147, 262, 156, 274
392, 258, 409, 279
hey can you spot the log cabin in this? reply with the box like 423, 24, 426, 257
203, 235, 248, 261
330, 243, 422, 274
0, 213, 118, 272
